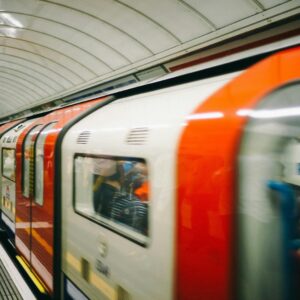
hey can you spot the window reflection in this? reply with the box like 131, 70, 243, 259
75, 155, 149, 240
2, 148, 15, 181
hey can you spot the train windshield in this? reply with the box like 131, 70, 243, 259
74, 154, 149, 245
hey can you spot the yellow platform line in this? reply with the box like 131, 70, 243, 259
16, 255, 48, 294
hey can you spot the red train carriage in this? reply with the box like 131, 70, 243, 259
0, 119, 38, 239
0, 120, 24, 136
14, 97, 108, 295
0, 120, 23, 231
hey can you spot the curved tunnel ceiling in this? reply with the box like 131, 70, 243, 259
0, 0, 299, 118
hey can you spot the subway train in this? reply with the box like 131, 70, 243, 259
0, 45, 300, 300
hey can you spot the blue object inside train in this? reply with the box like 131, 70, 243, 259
267, 180, 300, 300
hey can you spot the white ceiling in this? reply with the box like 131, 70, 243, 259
0, 0, 299, 118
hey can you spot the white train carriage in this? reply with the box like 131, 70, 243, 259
0, 119, 37, 238
60, 72, 239, 300
59, 45, 300, 300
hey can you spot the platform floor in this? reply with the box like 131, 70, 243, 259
0, 244, 36, 300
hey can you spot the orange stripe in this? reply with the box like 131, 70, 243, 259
16, 216, 53, 255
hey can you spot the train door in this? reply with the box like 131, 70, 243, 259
0, 120, 21, 232
31, 122, 57, 291
16, 122, 56, 292
237, 82, 300, 300
69, 154, 149, 300
15, 99, 106, 296
0, 120, 36, 240
16, 124, 44, 261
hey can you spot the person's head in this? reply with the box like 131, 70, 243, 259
93, 158, 117, 177
133, 162, 147, 176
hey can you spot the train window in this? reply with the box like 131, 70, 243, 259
35, 122, 57, 206
22, 125, 43, 198
2, 148, 16, 182
74, 154, 149, 245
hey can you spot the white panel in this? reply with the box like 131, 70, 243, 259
5, 31, 95, 80
17, 20, 109, 72
0, 101, 25, 117
259, 0, 288, 9
0, 78, 39, 101
0, 0, 297, 120
62, 73, 236, 300
0, 63, 52, 95
0, 84, 33, 103
32, 3, 153, 61
0, 89, 30, 106
0, 58, 63, 92
4, 47, 84, 85
0, 101, 15, 111
75, 19, 150, 62
120, 0, 212, 42
184, 0, 260, 27
29, 9, 133, 68
52, 0, 179, 53
0, 71, 51, 97
0, 62, 49, 97
0, 0, 41, 14
0, 61, 61, 93
0, 53, 73, 89
24, 16, 122, 72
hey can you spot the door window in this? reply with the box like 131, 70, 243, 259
22, 125, 43, 198
2, 148, 16, 182
35, 122, 57, 205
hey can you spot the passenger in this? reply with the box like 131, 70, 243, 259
93, 158, 122, 219
111, 161, 149, 234
93, 158, 148, 235
111, 192, 148, 235
134, 181, 149, 202
123, 162, 148, 199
